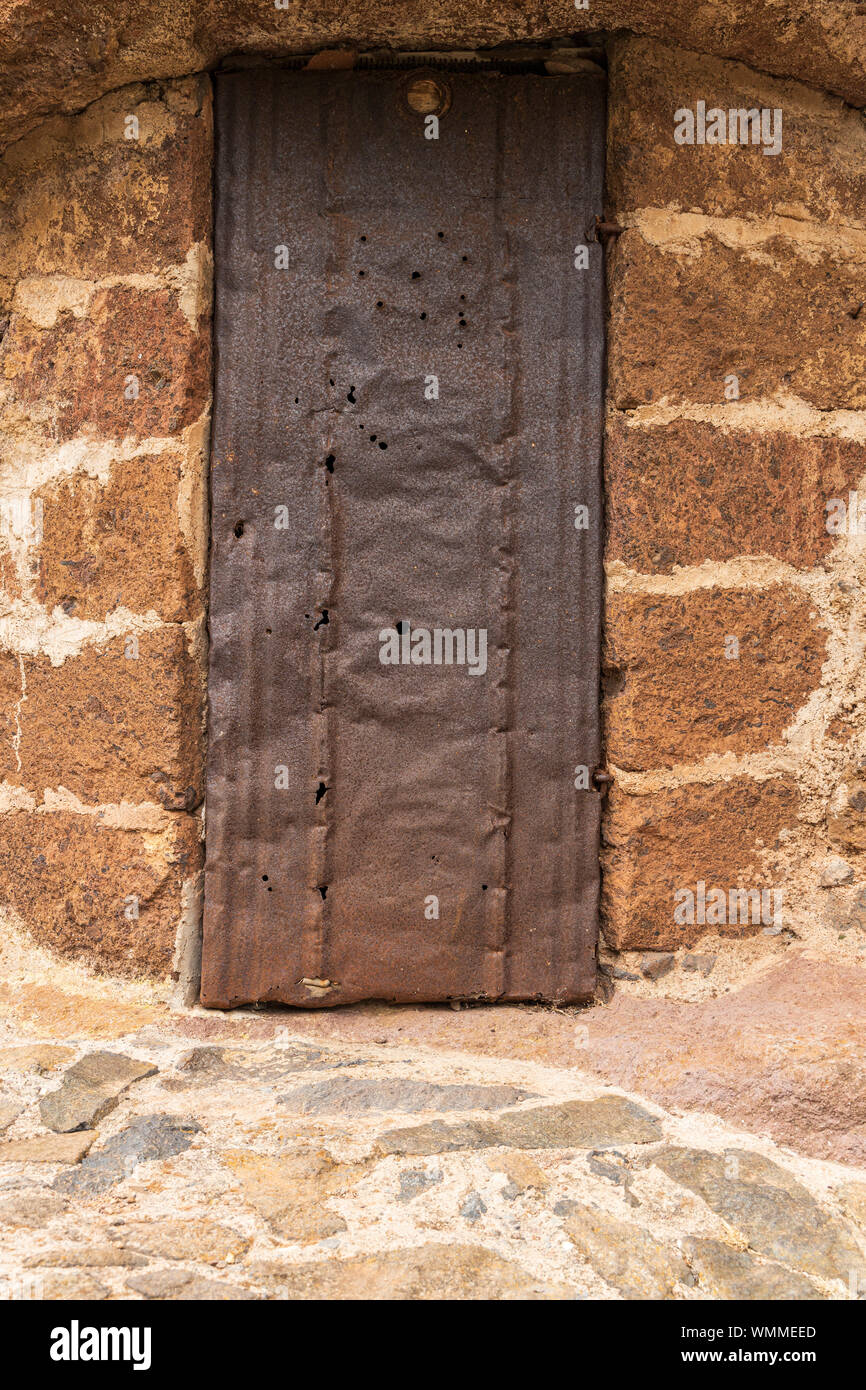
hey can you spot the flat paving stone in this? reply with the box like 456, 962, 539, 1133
112, 1219, 250, 1263
54, 1114, 200, 1196
0, 1045, 75, 1074
221, 1147, 365, 1244
837, 1181, 866, 1230
170, 1044, 328, 1088
246, 1245, 577, 1300
39, 1051, 157, 1132
0, 1189, 67, 1228
0, 1103, 21, 1133
23, 1244, 147, 1268
126, 1268, 261, 1300
377, 1095, 663, 1156
652, 1147, 866, 1286
0, 1131, 96, 1164
279, 1076, 532, 1115
486, 1153, 550, 1193
682, 1236, 826, 1300
559, 1201, 693, 1299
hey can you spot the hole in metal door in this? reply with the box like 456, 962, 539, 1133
201, 60, 606, 1008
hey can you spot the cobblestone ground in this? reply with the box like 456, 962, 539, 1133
1, 966, 865, 1301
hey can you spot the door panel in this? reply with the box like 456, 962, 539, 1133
201, 67, 605, 1007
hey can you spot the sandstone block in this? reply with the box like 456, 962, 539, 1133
36, 452, 201, 624
377, 1095, 663, 1156
653, 1147, 866, 1286
608, 232, 866, 411
561, 1201, 693, 1298
0, 810, 201, 976
608, 36, 866, 224
605, 586, 826, 770
605, 416, 865, 573
0, 628, 203, 807
0, 1131, 96, 1163
1, 286, 210, 440
602, 776, 798, 950
39, 1050, 156, 1132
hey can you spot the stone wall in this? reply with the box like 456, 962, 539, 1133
1, 26, 866, 994
0, 77, 212, 983
601, 37, 866, 964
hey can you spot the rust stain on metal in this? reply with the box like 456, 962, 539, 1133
201, 66, 606, 1009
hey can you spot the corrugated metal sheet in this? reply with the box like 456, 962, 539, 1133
201, 66, 605, 1008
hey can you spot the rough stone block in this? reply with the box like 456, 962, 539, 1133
1, 627, 203, 807
602, 775, 799, 950
0, 1131, 96, 1163
605, 586, 826, 770
608, 231, 866, 411
0, 809, 201, 975
608, 36, 866, 224
39, 1050, 157, 1132
36, 451, 201, 623
0, 77, 212, 281
605, 416, 865, 573
560, 1201, 693, 1298
0, 286, 210, 440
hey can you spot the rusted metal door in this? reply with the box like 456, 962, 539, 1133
202, 64, 605, 1008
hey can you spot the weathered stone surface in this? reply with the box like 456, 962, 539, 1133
247, 1244, 575, 1300
823, 884, 866, 936
39, 1050, 156, 1132
221, 1147, 366, 1243
1, 1, 864, 158
560, 1202, 693, 1298
602, 776, 798, 950
0, 980, 160, 1040
682, 1236, 825, 1299
397, 1168, 443, 1202
682, 954, 716, 976
608, 231, 866, 412
605, 417, 866, 574
279, 1077, 531, 1115
459, 1191, 487, 1223
0, 79, 211, 282
377, 1095, 662, 1156
837, 1182, 866, 1231
0, 1131, 96, 1163
0, 810, 202, 976
0, 286, 210, 441
605, 587, 826, 771
168, 1043, 329, 1088
54, 1114, 200, 1195
0, 629, 204, 807
609, 36, 866, 224
640, 953, 675, 981
652, 1147, 866, 1285
0, 1102, 20, 1132
36, 453, 200, 625
126, 1268, 260, 1300
828, 759, 866, 852
0, 1189, 67, 1227
32, 1270, 108, 1300
111, 1219, 249, 1263
24, 1244, 146, 1268
486, 1153, 550, 1193
820, 857, 855, 888
0, 1044, 75, 1073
